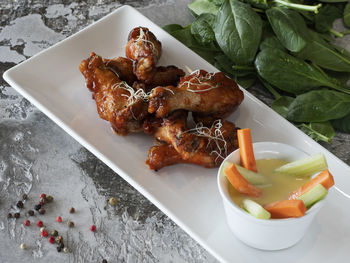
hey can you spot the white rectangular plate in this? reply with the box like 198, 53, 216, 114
4, 5, 350, 263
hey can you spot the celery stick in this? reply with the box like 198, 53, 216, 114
222, 162, 270, 186
297, 184, 328, 208
275, 153, 327, 177
235, 164, 271, 186
242, 199, 271, 220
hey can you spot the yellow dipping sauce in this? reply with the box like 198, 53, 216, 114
229, 159, 309, 206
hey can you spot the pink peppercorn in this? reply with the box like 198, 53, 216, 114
90, 225, 96, 232
48, 236, 55, 244
36, 220, 43, 227
41, 229, 48, 237
40, 193, 46, 198
56, 216, 62, 223
24, 220, 30, 226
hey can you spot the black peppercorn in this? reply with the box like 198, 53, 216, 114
59, 243, 64, 249
67, 221, 74, 228
28, 210, 35, 216
22, 194, 28, 200
57, 246, 62, 252
16, 201, 24, 209
7, 213, 12, 218
102, 259, 108, 263
38, 208, 46, 215
14, 212, 20, 218
34, 204, 41, 211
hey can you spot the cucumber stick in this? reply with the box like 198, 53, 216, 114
222, 162, 270, 186
275, 153, 327, 177
297, 184, 328, 208
242, 199, 271, 220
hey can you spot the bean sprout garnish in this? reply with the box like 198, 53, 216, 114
181, 70, 219, 93
133, 27, 159, 57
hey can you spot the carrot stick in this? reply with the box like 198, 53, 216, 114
264, 200, 306, 219
237, 128, 257, 172
225, 163, 262, 198
289, 169, 335, 200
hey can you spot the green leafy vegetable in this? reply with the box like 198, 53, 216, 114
188, 0, 223, 16
319, 0, 348, 3
235, 74, 257, 89
315, 4, 343, 33
163, 24, 183, 34
255, 48, 348, 94
331, 112, 350, 133
287, 90, 350, 122
259, 36, 286, 51
191, 13, 216, 45
266, 7, 310, 52
296, 29, 350, 72
271, 96, 294, 118
214, 0, 262, 65
344, 3, 350, 27
299, 122, 336, 143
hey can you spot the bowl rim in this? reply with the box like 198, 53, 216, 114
217, 141, 325, 226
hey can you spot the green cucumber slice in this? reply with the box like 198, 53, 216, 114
297, 184, 328, 208
242, 199, 271, 220
275, 153, 327, 177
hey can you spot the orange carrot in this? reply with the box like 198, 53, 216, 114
237, 128, 257, 172
264, 200, 306, 219
289, 169, 335, 200
225, 163, 262, 198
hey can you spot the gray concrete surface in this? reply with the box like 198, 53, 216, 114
0, 1, 349, 263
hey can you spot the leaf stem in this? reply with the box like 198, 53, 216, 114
341, 29, 350, 35
232, 65, 255, 71
259, 77, 281, 99
272, 0, 322, 14
329, 28, 344, 38
252, 8, 265, 13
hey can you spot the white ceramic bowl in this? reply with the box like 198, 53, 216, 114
217, 142, 325, 250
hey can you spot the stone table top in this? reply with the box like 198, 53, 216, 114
0, 1, 349, 263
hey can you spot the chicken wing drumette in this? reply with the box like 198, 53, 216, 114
79, 52, 148, 135
143, 110, 202, 160
148, 70, 244, 118
146, 119, 239, 170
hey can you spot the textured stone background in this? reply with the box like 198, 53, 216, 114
0, 1, 349, 263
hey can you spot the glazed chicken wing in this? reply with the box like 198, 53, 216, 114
125, 27, 162, 83
146, 120, 239, 170
79, 52, 148, 135
103, 57, 137, 85
148, 70, 244, 118
143, 110, 202, 160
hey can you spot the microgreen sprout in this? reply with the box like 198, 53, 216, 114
182, 70, 219, 93
181, 120, 227, 162
133, 27, 159, 57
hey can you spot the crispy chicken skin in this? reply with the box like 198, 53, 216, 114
143, 110, 202, 160
146, 65, 185, 89
146, 120, 239, 170
125, 27, 162, 83
148, 70, 244, 118
79, 52, 148, 135
103, 57, 137, 85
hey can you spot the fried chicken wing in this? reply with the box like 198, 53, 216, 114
146, 120, 239, 170
145, 65, 185, 89
79, 52, 148, 135
125, 27, 162, 83
148, 70, 244, 118
103, 57, 137, 85
143, 110, 202, 160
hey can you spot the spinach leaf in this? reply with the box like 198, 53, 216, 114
215, 54, 255, 76
318, 0, 348, 3
260, 36, 286, 51
235, 74, 257, 89
299, 122, 336, 143
191, 13, 216, 45
271, 96, 294, 118
214, 0, 262, 65
242, 0, 268, 9
266, 7, 309, 52
255, 48, 347, 94
188, 0, 223, 16
331, 112, 350, 133
315, 4, 343, 33
287, 89, 350, 122
163, 24, 183, 34
296, 30, 350, 72
344, 3, 350, 27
